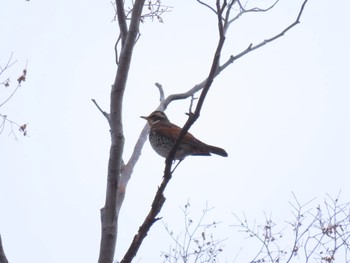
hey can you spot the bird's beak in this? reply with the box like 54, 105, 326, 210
140, 116, 148, 120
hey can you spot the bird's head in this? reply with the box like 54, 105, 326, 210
141, 111, 169, 125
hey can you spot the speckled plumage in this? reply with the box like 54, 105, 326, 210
141, 111, 228, 160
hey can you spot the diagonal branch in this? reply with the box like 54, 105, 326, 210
0, 67, 27, 108
196, 0, 218, 15
91, 99, 111, 123
120, 1, 228, 262
228, 0, 309, 63
0, 53, 17, 76
0, 84, 21, 108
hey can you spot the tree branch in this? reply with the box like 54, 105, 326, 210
0, 53, 17, 76
120, 1, 228, 262
115, 0, 128, 45
229, 0, 309, 63
228, 0, 279, 25
98, 1, 146, 263
0, 235, 9, 263
196, 0, 218, 15
0, 67, 27, 108
155, 82, 165, 102
0, 83, 21, 108
91, 99, 110, 123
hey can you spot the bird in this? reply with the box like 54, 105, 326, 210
141, 111, 228, 161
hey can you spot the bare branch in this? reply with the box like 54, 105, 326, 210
117, 124, 150, 212
233, 194, 350, 263
162, 83, 204, 108
0, 53, 17, 76
0, 234, 9, 263
140, 0, 172, 23
0, 59, 28, 138
0, 67, 27, 108
0, 84, 21, 108
115, 0, 128, 45
114, 34, 122, 65
222, 0, 236, 33
161, 202, 225, 263
196, 0, 218, 15
91, 99, 111, 124
188, 95, 197, 114
155, 82, 165, 102
230, 0, 309, 63
159, 0, 309, 112
229, 0, 279, 25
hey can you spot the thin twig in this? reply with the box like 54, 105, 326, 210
0, 84, 21, 108
229, 0, 279, 25
230, 0, 308, 62
115, 34, 121, 65
196, 0, 218, 15
155, 82, 165, 102
0, 53, 17, 75
0, 63, 28, 108
91, 99, 110, 123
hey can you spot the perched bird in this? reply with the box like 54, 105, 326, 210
141, 111, 228, 160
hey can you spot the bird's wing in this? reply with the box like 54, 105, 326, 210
152, 122, 199, 143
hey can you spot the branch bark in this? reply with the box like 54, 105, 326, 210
115, 0, 128, 45
98, 1, 146, 263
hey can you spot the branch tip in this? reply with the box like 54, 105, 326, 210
91, 99, 110, 122
155, 82, 165, 102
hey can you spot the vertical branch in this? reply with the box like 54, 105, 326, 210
115, 0, 128, 45
98, 1, 146, 263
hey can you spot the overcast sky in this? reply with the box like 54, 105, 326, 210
1, 0, 350, 262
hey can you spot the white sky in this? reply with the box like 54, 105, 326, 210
1, 0, 350, 262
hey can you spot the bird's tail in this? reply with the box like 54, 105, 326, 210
207, 145, 228, 157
